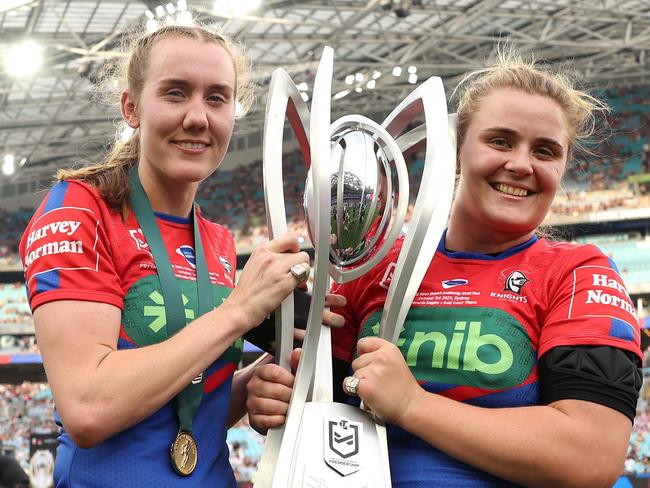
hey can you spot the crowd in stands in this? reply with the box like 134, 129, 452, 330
0, 85, 648, 259
0, 283, 33, 334
0, 383, 56, 471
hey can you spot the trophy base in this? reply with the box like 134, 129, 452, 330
287, 402, 391, 488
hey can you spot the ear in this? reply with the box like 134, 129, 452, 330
121, 90, 140, 129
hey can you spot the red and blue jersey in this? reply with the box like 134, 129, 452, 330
20, 180, 241, 488
331, 233, 641, 487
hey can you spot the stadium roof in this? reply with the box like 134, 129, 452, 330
1, 0, 650, 176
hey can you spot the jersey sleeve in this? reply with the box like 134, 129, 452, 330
539, 244, 642, 361
19, 180, 123, 311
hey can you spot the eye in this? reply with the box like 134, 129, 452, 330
489, 137, 510, 148
207, 93, 228, 104
534, 147, 556, 159
166, 89, 185, 98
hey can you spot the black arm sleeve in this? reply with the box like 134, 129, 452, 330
332, 356, 351, 404
242, 288, 311, 354
538, 345, 642, 422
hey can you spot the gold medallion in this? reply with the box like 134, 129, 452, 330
170, 431, 198, 476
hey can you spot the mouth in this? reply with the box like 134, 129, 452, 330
173, 141, 209, 150
491, 182, 533, 197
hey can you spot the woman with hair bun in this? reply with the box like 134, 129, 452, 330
247, 49, 643, 487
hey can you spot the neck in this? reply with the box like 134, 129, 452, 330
137, 164, 197, 217
446, 204, 535, 254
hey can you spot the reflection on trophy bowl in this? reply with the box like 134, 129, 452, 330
304, 126, 396, 271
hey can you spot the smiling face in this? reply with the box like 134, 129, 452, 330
448, 87, 569, 252
122, 35, 236, 203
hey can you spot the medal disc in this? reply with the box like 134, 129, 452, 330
170, 431, 198, 476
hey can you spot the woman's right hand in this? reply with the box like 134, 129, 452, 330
225, 233, 310, 331
247, 348, 301, 434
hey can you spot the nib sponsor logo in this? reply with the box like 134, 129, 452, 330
442, 279, 468, 289
361, 307, 535, 390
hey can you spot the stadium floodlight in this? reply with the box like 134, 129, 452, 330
4, 40, 43, 77
408, 73, 417, 84
146, 19, 159, 32
297, 82, 308, 92
165, 3, 176, 14
392, 66, 402, 77
176, 10, 193, 25
214, 0, 261, 16
177, 0, 188, 10
2, 155, 15, 176
408, 65, 417, 74
345, 75, 354, 85
155, 5, 165, 17
18, 157, 26, 168
145, 9, 155, 19
355, 86, 363, 93
367, 79, 376, 89
354, 72, 364, 82
300, 92, 309, 102
372, 70, 382, 79
0, 0, 31, 14
333, 90, 350, 100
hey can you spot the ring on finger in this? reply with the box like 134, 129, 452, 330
344, 376, 360, 396
290, 264, 309, 283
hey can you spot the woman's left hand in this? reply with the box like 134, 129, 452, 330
346, 337, 424, 426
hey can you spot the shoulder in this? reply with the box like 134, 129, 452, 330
534, 238, 613, 269
36, 179, 109, 216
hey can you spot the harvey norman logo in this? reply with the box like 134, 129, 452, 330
24, 219, 83, 268
569, 266, 637, 326
585, 272, 635, 315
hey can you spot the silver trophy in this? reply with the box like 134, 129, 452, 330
255, 46, 457, 488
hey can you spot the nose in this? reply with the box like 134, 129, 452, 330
503, 149, 534, 176
182, 96, 208, 130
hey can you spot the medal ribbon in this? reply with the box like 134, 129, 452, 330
129, 166, 213, 434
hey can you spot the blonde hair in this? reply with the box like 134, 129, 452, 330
57, 24, 254, 213
452, 45, 608, 163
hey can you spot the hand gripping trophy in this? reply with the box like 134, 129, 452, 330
255, 46, 457, 487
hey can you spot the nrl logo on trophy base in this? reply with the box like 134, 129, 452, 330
325, 417, 363, 476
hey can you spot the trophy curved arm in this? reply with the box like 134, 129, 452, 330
262, 68, 311, 371
378, 77, 457, 344
269, 46, 334, 488
327, 115, 409, 284
255, 68, 312, 488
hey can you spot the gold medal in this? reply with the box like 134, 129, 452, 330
170, 431, 198, 476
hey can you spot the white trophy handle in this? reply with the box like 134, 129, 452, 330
255, 67, 311, 486
378, 77, 457, 344
262, 46, 334, 488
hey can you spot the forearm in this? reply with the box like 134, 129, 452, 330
45, 301, 249, 446
399, 391, 629, 488
227, 353, 273, 428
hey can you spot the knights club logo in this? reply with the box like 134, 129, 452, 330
323, 417, 362, 476
504, 270, 528, 294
